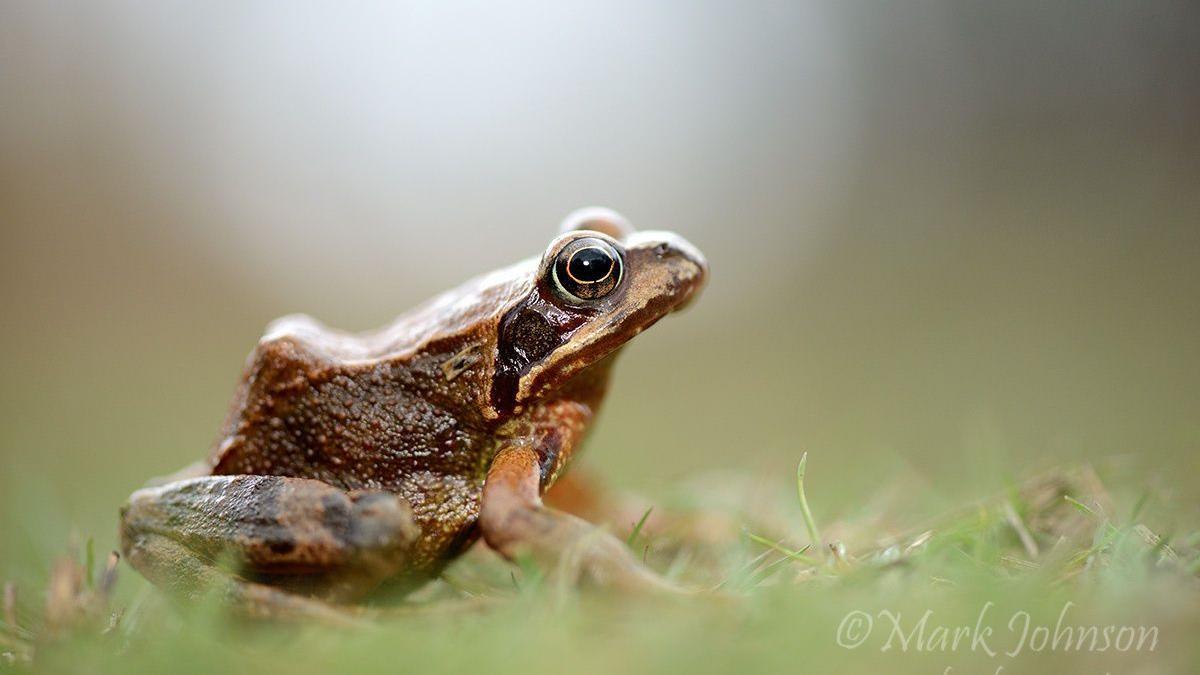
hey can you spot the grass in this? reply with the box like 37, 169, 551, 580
794, 453, 823, 561
2, 458, 1198, 674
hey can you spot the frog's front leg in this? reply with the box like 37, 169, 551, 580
119, 475, 418, 622
479, 445, 684, 593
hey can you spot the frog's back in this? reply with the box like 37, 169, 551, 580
211, 329, 487, 481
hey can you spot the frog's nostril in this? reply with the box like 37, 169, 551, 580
629, 231, 707, 281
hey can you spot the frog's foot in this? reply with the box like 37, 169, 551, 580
545, 468, 743, 555
119, 475, 418, 623
480, 446, 687, 594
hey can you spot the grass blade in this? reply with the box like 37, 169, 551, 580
1063, 495, 1096, 517
626, 506, 654, 548
744, 531, 818, 565
796, 453, 824, 561
85, 537, 95, 590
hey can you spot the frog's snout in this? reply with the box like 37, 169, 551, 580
664, 235, 708, 311
628, 230, 708, 312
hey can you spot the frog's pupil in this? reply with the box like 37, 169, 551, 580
568, 247, 613, 283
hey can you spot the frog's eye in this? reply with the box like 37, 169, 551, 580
551, 237, 623, 302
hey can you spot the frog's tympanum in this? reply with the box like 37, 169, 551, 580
119, 209, 707, 619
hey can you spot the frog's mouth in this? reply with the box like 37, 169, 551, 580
510, 231, 707, 406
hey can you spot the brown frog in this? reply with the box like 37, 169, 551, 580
119, 208, 707, 620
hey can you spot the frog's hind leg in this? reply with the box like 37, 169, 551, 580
122, 531, 368, 625
119, 475, 418, 623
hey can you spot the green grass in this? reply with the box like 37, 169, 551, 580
2, 458, 1197, 674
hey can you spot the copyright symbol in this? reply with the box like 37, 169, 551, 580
836, 610, 873, 649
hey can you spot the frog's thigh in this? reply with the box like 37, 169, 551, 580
123, 531, 372, 625
120, 475, 418, 611
479, 445, 683, 593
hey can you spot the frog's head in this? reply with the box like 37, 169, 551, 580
490, 208, 707, 413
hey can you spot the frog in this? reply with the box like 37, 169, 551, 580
119, 208, 708, 621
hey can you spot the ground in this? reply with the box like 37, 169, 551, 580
3, 457, 1197, 674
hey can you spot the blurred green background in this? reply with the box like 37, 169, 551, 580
1, 2, 1199, 670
